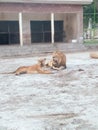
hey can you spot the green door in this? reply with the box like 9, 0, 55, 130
30, 20, 63, 43
54, 21, 63, 42
30, 21, 51, 43
0, 21, 19, 45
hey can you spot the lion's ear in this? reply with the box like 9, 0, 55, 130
38, 59, 42, 64
43, 58, 46, 61
38, 58, 46, 63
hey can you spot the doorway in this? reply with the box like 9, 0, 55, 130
30, 21, 63, 43
0, 21, 19, 45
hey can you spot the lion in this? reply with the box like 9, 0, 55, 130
46, 51, 66, 70
45, 59, 59, 70
90, 52, 98, 59
1, 58, 53, 75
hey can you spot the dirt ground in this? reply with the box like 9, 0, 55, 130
0, 52, 98, 130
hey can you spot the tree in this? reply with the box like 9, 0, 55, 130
83, 1, 98, 28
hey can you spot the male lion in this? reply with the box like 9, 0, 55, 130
1, 58, 52, 75
46, 51, 66, 70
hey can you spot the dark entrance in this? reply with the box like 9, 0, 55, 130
0, 21, 19, 45
54, 21, 64, 42
30, 21, 63, 43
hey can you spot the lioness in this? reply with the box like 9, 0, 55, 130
46, 51, 66, 70
45, 59, 59, 70
90, 52, 98, 59
1, 58, 52, 75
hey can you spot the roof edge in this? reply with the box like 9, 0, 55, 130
0, 0, 93, 5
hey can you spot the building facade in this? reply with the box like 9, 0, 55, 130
0, 0, 93, 45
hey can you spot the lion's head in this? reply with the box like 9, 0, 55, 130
52, 51, 66, 68
38, 58, 46, 67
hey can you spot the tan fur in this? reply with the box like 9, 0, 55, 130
46, 51, 66, 70
90, 52, 98, 59
46, 59, 60, 70
1, 58, 52, 75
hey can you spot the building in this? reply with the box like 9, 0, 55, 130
0, 0, 93, 46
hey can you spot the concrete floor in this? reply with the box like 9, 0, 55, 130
0, 52, 98, 130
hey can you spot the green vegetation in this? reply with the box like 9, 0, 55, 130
83, 0, 98, 44
83, 0, 98, 28
84, 39, 98, 44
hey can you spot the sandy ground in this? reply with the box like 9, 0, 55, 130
0, 52, 98, 130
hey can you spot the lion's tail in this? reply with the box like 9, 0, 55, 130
0, 71, 15, 74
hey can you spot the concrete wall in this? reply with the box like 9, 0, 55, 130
0, 3, 83, 45
22, 12, 83, 44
